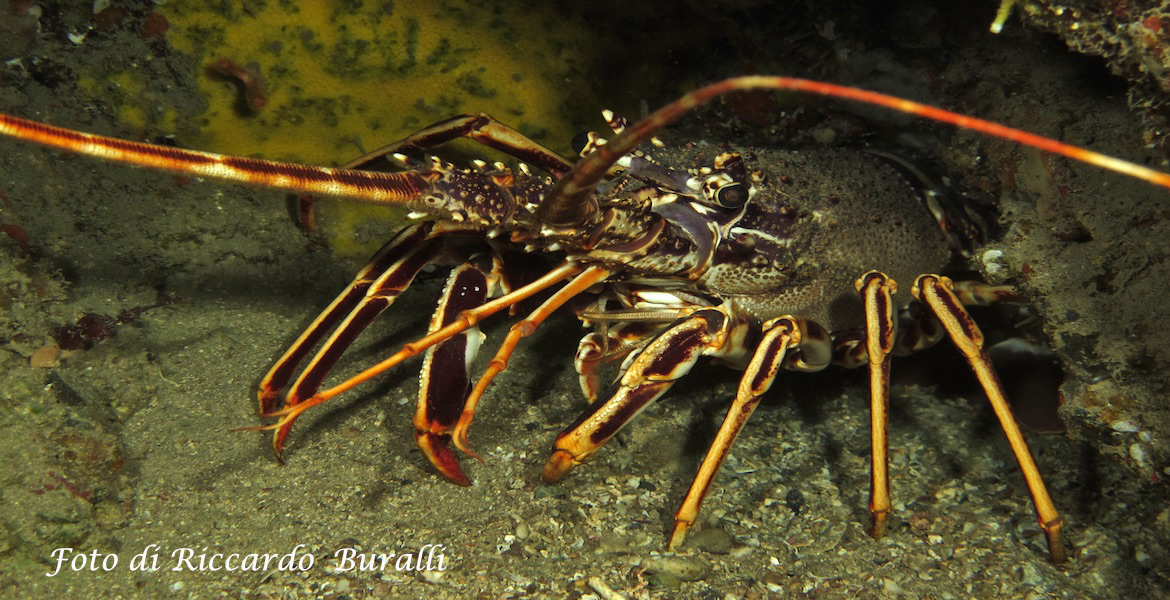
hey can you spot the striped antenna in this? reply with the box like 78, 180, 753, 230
536, 76, 1170, 227
0, 114, 434, 207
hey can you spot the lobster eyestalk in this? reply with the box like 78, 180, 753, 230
0, 114, 436, 210
535, 75, 1170, 228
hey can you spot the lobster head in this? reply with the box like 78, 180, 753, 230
557, 140, 765, 283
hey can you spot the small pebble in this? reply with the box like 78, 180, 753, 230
533, 485, 566, 500
1129, 443, 1148, 468
812, 126, 837, 144
882, 578, 906, 595
686, 527, 734, 554
644, 555, 710, 581
596, 532, 636, 553
1020, 562, 1043, 586
647, 570, 682, 589
1111, 420, 1139, 433
515, 519, 530, 540
729, 545, 753, 559
30, 343, 60, 368
785, 489, 805, 514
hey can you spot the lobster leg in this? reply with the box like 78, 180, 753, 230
248, 223, 442, 459
541, 306, 750, 483
669, 315, 833, 550
290, 263, 585, 413
415, 263, 609, 483
452, 266, 612, 455
258, 223, 435, 411
574, 322, 665, 404
952, 280, 1023, 306
295, 113, 574, 229
856, 271, 899, 540
850, 273, 1043, 548
415, 257, 500, 486
912, 275, 1066, 563
257, 262, 584, 466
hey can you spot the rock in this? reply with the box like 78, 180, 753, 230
686, 527, 734, 554
645, 555, 710, 582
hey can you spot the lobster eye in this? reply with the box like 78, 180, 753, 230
714, 183, 748, 208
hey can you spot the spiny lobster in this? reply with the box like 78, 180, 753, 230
3, 76, 1168, 563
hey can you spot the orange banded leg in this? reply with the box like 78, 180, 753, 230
669, 315, 834, 550
255, 262, 582, 460
246, 223, 441, 459
295, 114, 574, 229
283, 262, 583, 411
414, 258, 499, 486
912, 274, 1065, 563
575, 322, 665, 404
451, 266, 611, 456
542, 306, 748, 483
891, 280, 1016, 358
890, 302, 946, 357
846, 274, 1026, 542
856, 271, 898, 540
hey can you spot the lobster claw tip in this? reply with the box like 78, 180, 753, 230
417, 432, 472, 486
540, 449, 578, 483
271, 430, 289, 465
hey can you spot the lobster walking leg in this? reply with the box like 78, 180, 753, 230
669, 315, 813, 550
301, 263, 584, 405
249, 223, 442, 458
255, 262, 584, 454
541, 306, 749, 482
912, 275, 1066, 563
257, 223, 436, 410
857, 271, 898, 540
855, 273, 1052, 554
575, 322, 665, 404
452, 266, 612, 455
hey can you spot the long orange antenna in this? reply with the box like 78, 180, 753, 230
0, 114, 433, 207
537, 76, 1170, 227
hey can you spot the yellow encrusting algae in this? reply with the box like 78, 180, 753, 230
151, 1, 605, 257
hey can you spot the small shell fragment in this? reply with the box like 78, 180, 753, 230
30, 343, 61, 368
1111, 420, 1139, 433
1130, 443, 1148, 469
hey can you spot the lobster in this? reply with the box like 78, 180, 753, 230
3, 76, 1167, 564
